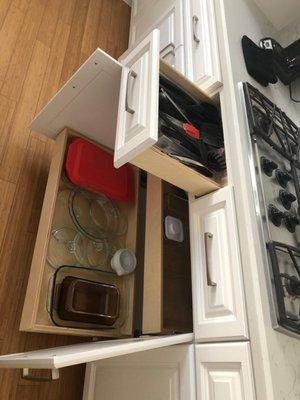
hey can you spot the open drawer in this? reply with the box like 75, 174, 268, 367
30, 29, 222, 197
20, 129, 194, 337
20, 129, 139, 337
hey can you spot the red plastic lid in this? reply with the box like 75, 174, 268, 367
65, 138, 135, 203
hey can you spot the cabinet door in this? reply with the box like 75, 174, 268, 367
114, 29, 160, 168
195, 342, 256, 400
158, 3, 185, 73
130, 1, 185, 74
83, 344, 196, 400
0, 334, 193, 370
189, 186, 248, 342
191, 0, 222, 95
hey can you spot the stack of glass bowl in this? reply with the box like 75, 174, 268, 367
47, 186, 127, 273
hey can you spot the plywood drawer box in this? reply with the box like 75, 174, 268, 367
20, 129, 139, 337
20, 129, 195, 338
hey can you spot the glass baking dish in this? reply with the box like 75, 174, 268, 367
48, 265, 129, 330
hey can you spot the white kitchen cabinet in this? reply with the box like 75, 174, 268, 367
195, 342, 256, 400
130, 0, 222, 94
190, 0, 222, 95
129, 0, 192, 77
82, 344, 196, 400
189, 186, 248, 342
130, 0, 187, 75
191, 0, 222, 95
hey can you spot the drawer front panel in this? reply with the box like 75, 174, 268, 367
189, 186, 248, 341
191, 0, 222, 95
195, 342, 256, 400
114, 29, 160, 168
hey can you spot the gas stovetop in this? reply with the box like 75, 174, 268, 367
243, 82, 300, 335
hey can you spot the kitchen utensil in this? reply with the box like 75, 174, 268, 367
47, 228, 86, 268
50, 265, 128, 330
110, 249, 137, 276
69, 189, 127, 240
164, 216, 184, 242
66, 138, 135, 203
57, 276, 120, 325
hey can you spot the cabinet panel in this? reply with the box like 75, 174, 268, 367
195, 342, 256, 400
114, 29, 160, 168
0, 334, 194, 370
30, 49, 122, 148
189, 186, 248, 341
130, 1, 186, 74
142, 176, 193, 334
191, 0, 222, 95
83, 344, 196, 400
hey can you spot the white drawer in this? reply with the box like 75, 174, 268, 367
189, 186, 248, 342
30, 30, 221, 197
190, 0, 222, 96
195, 342, 256, 400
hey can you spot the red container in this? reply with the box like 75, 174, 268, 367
66, 138, 134, 203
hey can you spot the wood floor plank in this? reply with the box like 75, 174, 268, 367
107, 0, 131, 58
0, 1, 131, 399
37, 19, 71, 113
0, 4, 25, 87
0, 178, 15, 251
0, 40, 50, 183
59, 0, 76, 25
37, 0, 62, 47
0, 95, 16, 164
15, 386, 40, 400
11, 0, 29, 12
1, 0, 45, 101
96, 0, 113, 53
0, 0, 11, 29
59, 0, 90, 86
81, 0, 102, 57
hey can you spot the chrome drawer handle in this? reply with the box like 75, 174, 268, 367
160, 43, 176, 59
22, 368, 59, 381
204, 232, 217, 287
192, 15, 200, 44
125, 69, 137, 115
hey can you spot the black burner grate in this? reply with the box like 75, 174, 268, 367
243, 82, 300, 167
244, 82, 300, 224
268, 241, 300, 334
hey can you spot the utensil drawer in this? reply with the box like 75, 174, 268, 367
30, 30, 223, 198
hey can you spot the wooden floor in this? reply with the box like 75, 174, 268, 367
0, 0, 130, 398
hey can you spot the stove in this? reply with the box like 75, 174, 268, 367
243, 82, 300, 335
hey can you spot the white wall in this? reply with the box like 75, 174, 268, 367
278, 19, 300, 121
215, 0, 300, 399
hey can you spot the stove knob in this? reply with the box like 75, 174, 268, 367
261, 157, 278, 177
275, 169, 292, 188
284, 213, 299, 233
279, 190, 297, 210
268, 204, 284, 226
